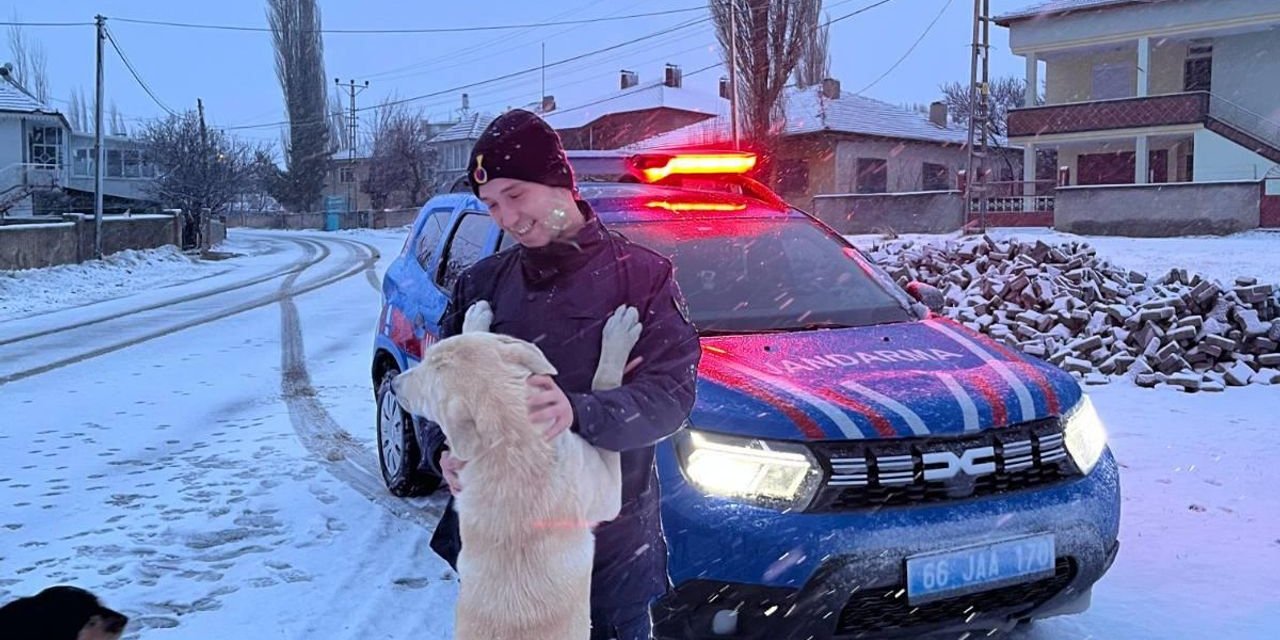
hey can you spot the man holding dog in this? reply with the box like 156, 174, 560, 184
423, 109, 701, 640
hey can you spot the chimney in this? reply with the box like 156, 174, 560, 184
719, 76, 731, 100
461, 93, 470, 113
929, 101, 948, 127
664, 64, 683, 88
620, 69, 639, 90
541, 95, 556, 113
821, 77, 841, 100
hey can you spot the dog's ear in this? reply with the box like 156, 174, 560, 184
495, 336, 557, 376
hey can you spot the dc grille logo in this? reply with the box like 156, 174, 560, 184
921, 446, 997, 481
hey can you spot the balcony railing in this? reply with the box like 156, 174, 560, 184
1007, 92, 1210, 138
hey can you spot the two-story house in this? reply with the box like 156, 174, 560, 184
1, 70, 156, 217
998, 0, 1280, 230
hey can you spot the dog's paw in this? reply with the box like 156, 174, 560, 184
461, 301, 494, 334
602, 305, 642, 355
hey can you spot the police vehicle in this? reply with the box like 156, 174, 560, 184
371, 150, 1120, 639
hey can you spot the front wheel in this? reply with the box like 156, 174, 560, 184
376, 368, 440, 497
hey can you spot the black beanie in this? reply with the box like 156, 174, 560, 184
467, 109, 577, 197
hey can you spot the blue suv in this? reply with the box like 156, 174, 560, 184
371, 151, 1120, 639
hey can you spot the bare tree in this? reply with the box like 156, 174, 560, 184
939, 76, 1037, 137
793, 11, 830, 88
110, 101, 128, 136
364, 98, 439, 209
5, 14, 50, 104
140, 111, 259, 216
268, 0, 330, 213
67, 89, 85, 131
710, 0, 822, 179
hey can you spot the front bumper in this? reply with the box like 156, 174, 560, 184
653, 447, 1121, 639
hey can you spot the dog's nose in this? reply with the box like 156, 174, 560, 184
104, 613, 128, 633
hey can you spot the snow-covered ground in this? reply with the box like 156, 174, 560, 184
1, 227, 1277, 639
0, 234, 283, 323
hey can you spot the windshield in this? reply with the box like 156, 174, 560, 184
613, 216, 915, 334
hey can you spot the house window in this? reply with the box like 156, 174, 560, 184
106, 149, 123, 178
855, 158, 888, 194
777, 158, 810, 194
1184, 57, 1212, 92
339, 166, 356, 183
923, 162, 951, 191
73, 148, 93, 177
28, 126, 63, 168
1091, 62, 1133, 100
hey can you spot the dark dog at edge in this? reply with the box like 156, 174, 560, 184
0, 586, 129, 640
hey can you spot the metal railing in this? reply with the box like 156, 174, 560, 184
968, 179, 1058, 213
1208, 93, 1280, 154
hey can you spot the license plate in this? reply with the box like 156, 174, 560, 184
905, 534, 1056, 604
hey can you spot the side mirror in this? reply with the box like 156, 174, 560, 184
905, 281, 945, 315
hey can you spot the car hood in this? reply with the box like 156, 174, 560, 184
690, 318, 1082, 441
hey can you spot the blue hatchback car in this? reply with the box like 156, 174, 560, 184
371, 151, 1120, 639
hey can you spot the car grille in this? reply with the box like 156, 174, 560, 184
807, 418, 1077, 512
835, 557, 1076, 636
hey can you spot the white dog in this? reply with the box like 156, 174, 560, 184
393, 302, 640, 640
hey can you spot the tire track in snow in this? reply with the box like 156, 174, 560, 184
0, 234, 324, 348
276, 236, 444, 530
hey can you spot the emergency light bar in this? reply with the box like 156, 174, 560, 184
644, 201, 747, 212
629, 152, 758, 183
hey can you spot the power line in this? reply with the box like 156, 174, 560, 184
0, 20, 93, 27
855, 0, 952, 94
107, 7, 705, 34
104, 26, 179, 116
222, 16, 710, 131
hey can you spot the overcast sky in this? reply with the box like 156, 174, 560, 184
12, 0, 1033, 147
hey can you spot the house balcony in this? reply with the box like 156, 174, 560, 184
1007, 92, 1210, 138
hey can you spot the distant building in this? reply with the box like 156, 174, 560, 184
631, 79, 1021, 211
1, 69, 157, 217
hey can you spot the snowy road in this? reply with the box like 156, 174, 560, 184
1, 228, 1277, 639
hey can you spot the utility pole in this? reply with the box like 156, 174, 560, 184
541, 43, 546, 106
964, 0, 992, 234
196, 98, 208, 249
729, 1, 739, 150
335, 78, 369, 215
93, 15, 106, 258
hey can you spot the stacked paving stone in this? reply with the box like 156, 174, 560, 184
867, 236, 1280, 392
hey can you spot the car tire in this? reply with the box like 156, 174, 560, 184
376, 368, 440, 497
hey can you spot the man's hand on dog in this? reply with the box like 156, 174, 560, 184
528, 375, 574, 440
440, 376, 573, 495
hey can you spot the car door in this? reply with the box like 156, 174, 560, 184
382, 203, 458, 365
421, 210, 501, 340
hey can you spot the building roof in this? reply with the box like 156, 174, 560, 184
429, 112, 495, 144
542, 80, 727, 130
995, 0, 1153, 24
630, 85, 987, 150
0, 72, 55, 114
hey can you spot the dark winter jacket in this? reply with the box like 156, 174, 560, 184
425, 201, 701, 609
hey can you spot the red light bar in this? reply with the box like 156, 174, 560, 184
644, 200, 747, 212
631, 152, 758, 182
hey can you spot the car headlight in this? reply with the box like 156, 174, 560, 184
674, 429, 823, 511
1063, 395, 1108, 475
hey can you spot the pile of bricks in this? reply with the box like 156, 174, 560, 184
867, 236, 1280, 392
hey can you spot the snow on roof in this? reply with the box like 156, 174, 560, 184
542, 80, 726, 130
0, 73, 55, 114
995, 0, 1152, 24
630, 85, 986, 150
429, 112, 495, 144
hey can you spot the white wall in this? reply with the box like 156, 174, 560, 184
1193, 128, 1277, 181
1006, 0, 1280, 53
0, 118, 24, 185
1210, 30, 1280, 122
832, 139, 1006, 194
